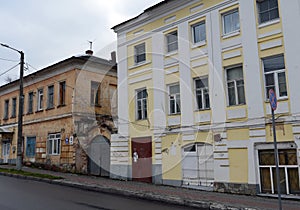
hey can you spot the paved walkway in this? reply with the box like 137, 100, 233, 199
0, 165, 299, 210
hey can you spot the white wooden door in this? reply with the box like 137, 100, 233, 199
2, 143, 10, 164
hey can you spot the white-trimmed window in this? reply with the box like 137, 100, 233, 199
192, 21, 206, 44
263, 54, 287, 99
226, 66, 246, 106
47, 85, 54, 109
169, 84, 181, 114
37, 88, 44, 111
47, 133, 61, 155
134, 43, 146, 64
136, 89, 147, 120
166, 31, 178, 53
259, 149, 300, 195
91, 81, 101, 106
195, 77, 210, 110
222, 9, 240, 35
257, 0, 279, 24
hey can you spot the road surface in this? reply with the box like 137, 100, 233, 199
0, 175, 199, 210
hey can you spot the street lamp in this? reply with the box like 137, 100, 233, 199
0, 43, 24, 170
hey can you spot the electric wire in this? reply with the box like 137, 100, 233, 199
0, 63, 20, 77
0, 57, 19, 62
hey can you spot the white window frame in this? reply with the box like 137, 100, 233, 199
263, 55, 287, 100
258, 149, 299, 195
166, 30, 178, 53
257, 0, 279, 25
168, 84, 181, 115
91, 81, 101, 106
195, 77, 210, 110
47, 133, 61, 155
136, 88, 147, 120
37, 88, 44, 111
191, 21, 206, 44
134, 43, 146, 64
222, 9, 240, 36
225, 66, 246, 106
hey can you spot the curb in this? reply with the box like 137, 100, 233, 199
0, 172, 258, 210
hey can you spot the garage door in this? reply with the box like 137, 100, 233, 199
182, 143, 214, 188
88, 135, 110, 177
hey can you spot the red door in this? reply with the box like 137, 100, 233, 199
131, 137, 152, 183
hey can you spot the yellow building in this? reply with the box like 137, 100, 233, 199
112, 0, 300, 195
0, 51, 117, 175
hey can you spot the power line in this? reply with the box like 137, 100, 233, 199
0, 63, 20, 77
0, 57, 19, 62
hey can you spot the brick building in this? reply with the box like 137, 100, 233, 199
0, 51, 117, 175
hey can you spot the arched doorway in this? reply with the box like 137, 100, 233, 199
182, 143, 214, 189
88, 135, 110, 177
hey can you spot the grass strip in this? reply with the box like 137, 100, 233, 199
0, 168, 63, 180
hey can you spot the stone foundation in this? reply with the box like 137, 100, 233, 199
214, 182, 258, 195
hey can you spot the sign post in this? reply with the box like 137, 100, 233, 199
269, 89, 282, 210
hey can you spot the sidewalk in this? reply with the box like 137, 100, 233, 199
0, 165, 299, 210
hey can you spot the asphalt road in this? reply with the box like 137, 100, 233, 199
0, 176, 199, 210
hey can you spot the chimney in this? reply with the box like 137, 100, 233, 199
85, 49, 93, 56
111, 51, 116, 64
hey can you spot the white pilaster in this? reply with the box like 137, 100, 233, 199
152, 32, 167, 132
208, 11, 226, 124
281, 0, 300, 115
178, 22, 193, 127
239, 1, 264, 119
117, 33, 129, 137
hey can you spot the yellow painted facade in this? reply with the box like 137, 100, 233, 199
113, 0, 300, 195
227, 128, 249, 141
228, 148, 248, 183
161, 134, 182, 180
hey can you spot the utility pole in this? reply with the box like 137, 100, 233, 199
16, 51, 24, 170
0, 43, 24, 170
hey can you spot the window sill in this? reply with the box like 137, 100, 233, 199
165, 51, 178, 57
57, 104, 66, 108
168, 113, 181, 116
3, 118, 8, 121
258, 19, 280, 29
227, 103, 246, 108
91, 104, 102, 108
10, 116, 16, 119
35, 109, 44, 113
265, 97, 288, 103
26, 112, 33, 115
46, 107, 55, 111
222, 30, 240, 39
195, 108, 211, 112
191, 41, 206, 49
135, 118, 148, 122
129, 60, 151, 70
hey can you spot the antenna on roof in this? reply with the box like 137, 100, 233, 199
85, 40, 93, 56
88, 40, 93, 50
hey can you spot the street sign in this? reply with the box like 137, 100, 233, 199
269, 89, 277, 111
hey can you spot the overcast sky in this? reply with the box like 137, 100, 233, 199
0, 0, 162, 85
